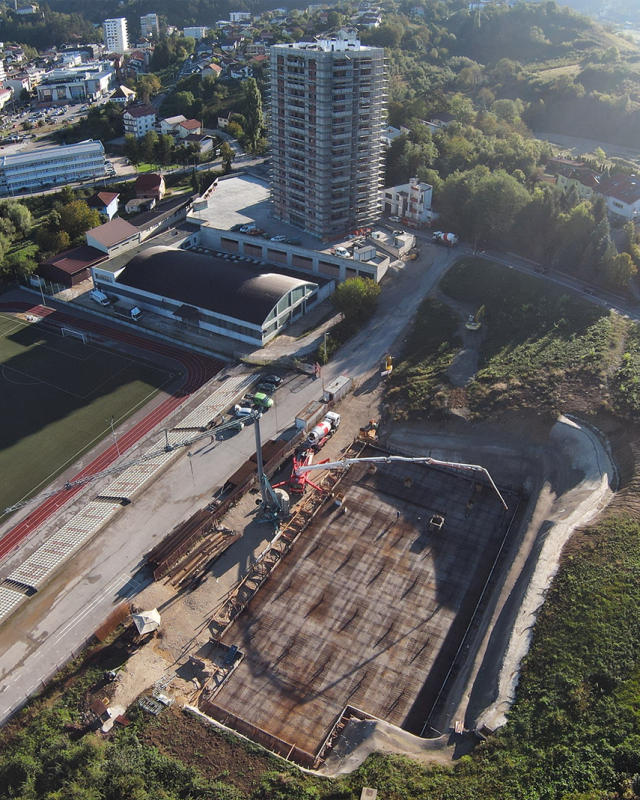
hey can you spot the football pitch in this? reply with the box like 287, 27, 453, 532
0, 312, 174, 516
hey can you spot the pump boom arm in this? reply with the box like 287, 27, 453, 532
295, 455, 508, 510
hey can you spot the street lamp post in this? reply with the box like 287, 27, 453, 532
105, 416, 120, 456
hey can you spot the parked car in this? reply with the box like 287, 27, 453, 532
252, 392, 274, 410
389, 215, 401, 222
256, 382, 277, 394
582, 286, 597, 296
270, 235, 287, 242
284, 237, 302, 245
534, 266, 550, 274
262, 374, 283, 386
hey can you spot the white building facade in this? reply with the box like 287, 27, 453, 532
104, 18, 129, 54
383, 178, 433, 224
123, 105, 156, 138
0, 140, 106, 195
36, 62, 114, 103
140, 13, 159, 38
184, 26, 208, 40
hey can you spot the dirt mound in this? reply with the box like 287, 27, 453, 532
141, 706, 281, 793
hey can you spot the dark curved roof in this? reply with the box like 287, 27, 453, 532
116, 246, 317, 327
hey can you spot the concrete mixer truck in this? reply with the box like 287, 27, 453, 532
432, 231, 458, 246
306, 411, 341, 449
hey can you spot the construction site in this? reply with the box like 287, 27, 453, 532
0, 318, 615, 773
198, 442, 520, 765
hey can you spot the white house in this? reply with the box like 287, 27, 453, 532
383, 178, 433, 224
123, 104, 156, 138
596, 173, 640, 221
160, 114, 186, 135
87, 191, 120, 220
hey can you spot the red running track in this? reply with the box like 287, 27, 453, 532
0, 301, 224, 562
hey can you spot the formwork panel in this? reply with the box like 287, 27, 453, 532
214, 455, 518, 755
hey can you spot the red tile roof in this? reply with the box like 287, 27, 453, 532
134, 173, 164, 191
596, 172, 640, 205
87, 218, 139, 248
40, 245, 107, 275
87, 191, 119, 208
179, 119, 202, 130
124, 104, 156, 119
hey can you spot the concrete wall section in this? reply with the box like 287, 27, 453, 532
198, 226, 386, 283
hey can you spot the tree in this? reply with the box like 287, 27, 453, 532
0, 201, 31, 237
603, 251, 636, 291
331, 277, 381, 327
190, 167, 201, 194
123, 133, 140, 165
226, 121, 244, 140
219, 141, 236, 173
136, 74, 161, 104
155, 134, 175, 167
140, 130, 159, 165
242, 77, 263, 151
173, 91, 195, 116
58, 201, 100, 243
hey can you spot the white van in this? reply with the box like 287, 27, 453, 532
89, 289, 110, 307
334, 246, 350, 258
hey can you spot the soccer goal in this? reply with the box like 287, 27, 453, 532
61, 327, 90, 344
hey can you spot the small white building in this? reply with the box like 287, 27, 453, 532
381, 125, 402, 147
383, 178, 433, 224
123, 104, 156, 138
0, 88, 12, 111
230, 11, 251, 21
184, 26, 208, 40
160, 114, 187, 135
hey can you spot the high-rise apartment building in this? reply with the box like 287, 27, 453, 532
269, 38, 385, 240
140, 13, 159, 38
103, 18, 129, 54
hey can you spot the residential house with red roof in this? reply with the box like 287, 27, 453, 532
134, 172, 166, 202
596, 173, 640, 221
556, 167, 601, 200
87, 191, 120, 220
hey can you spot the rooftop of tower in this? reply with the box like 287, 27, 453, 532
272, 37, 380, 52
